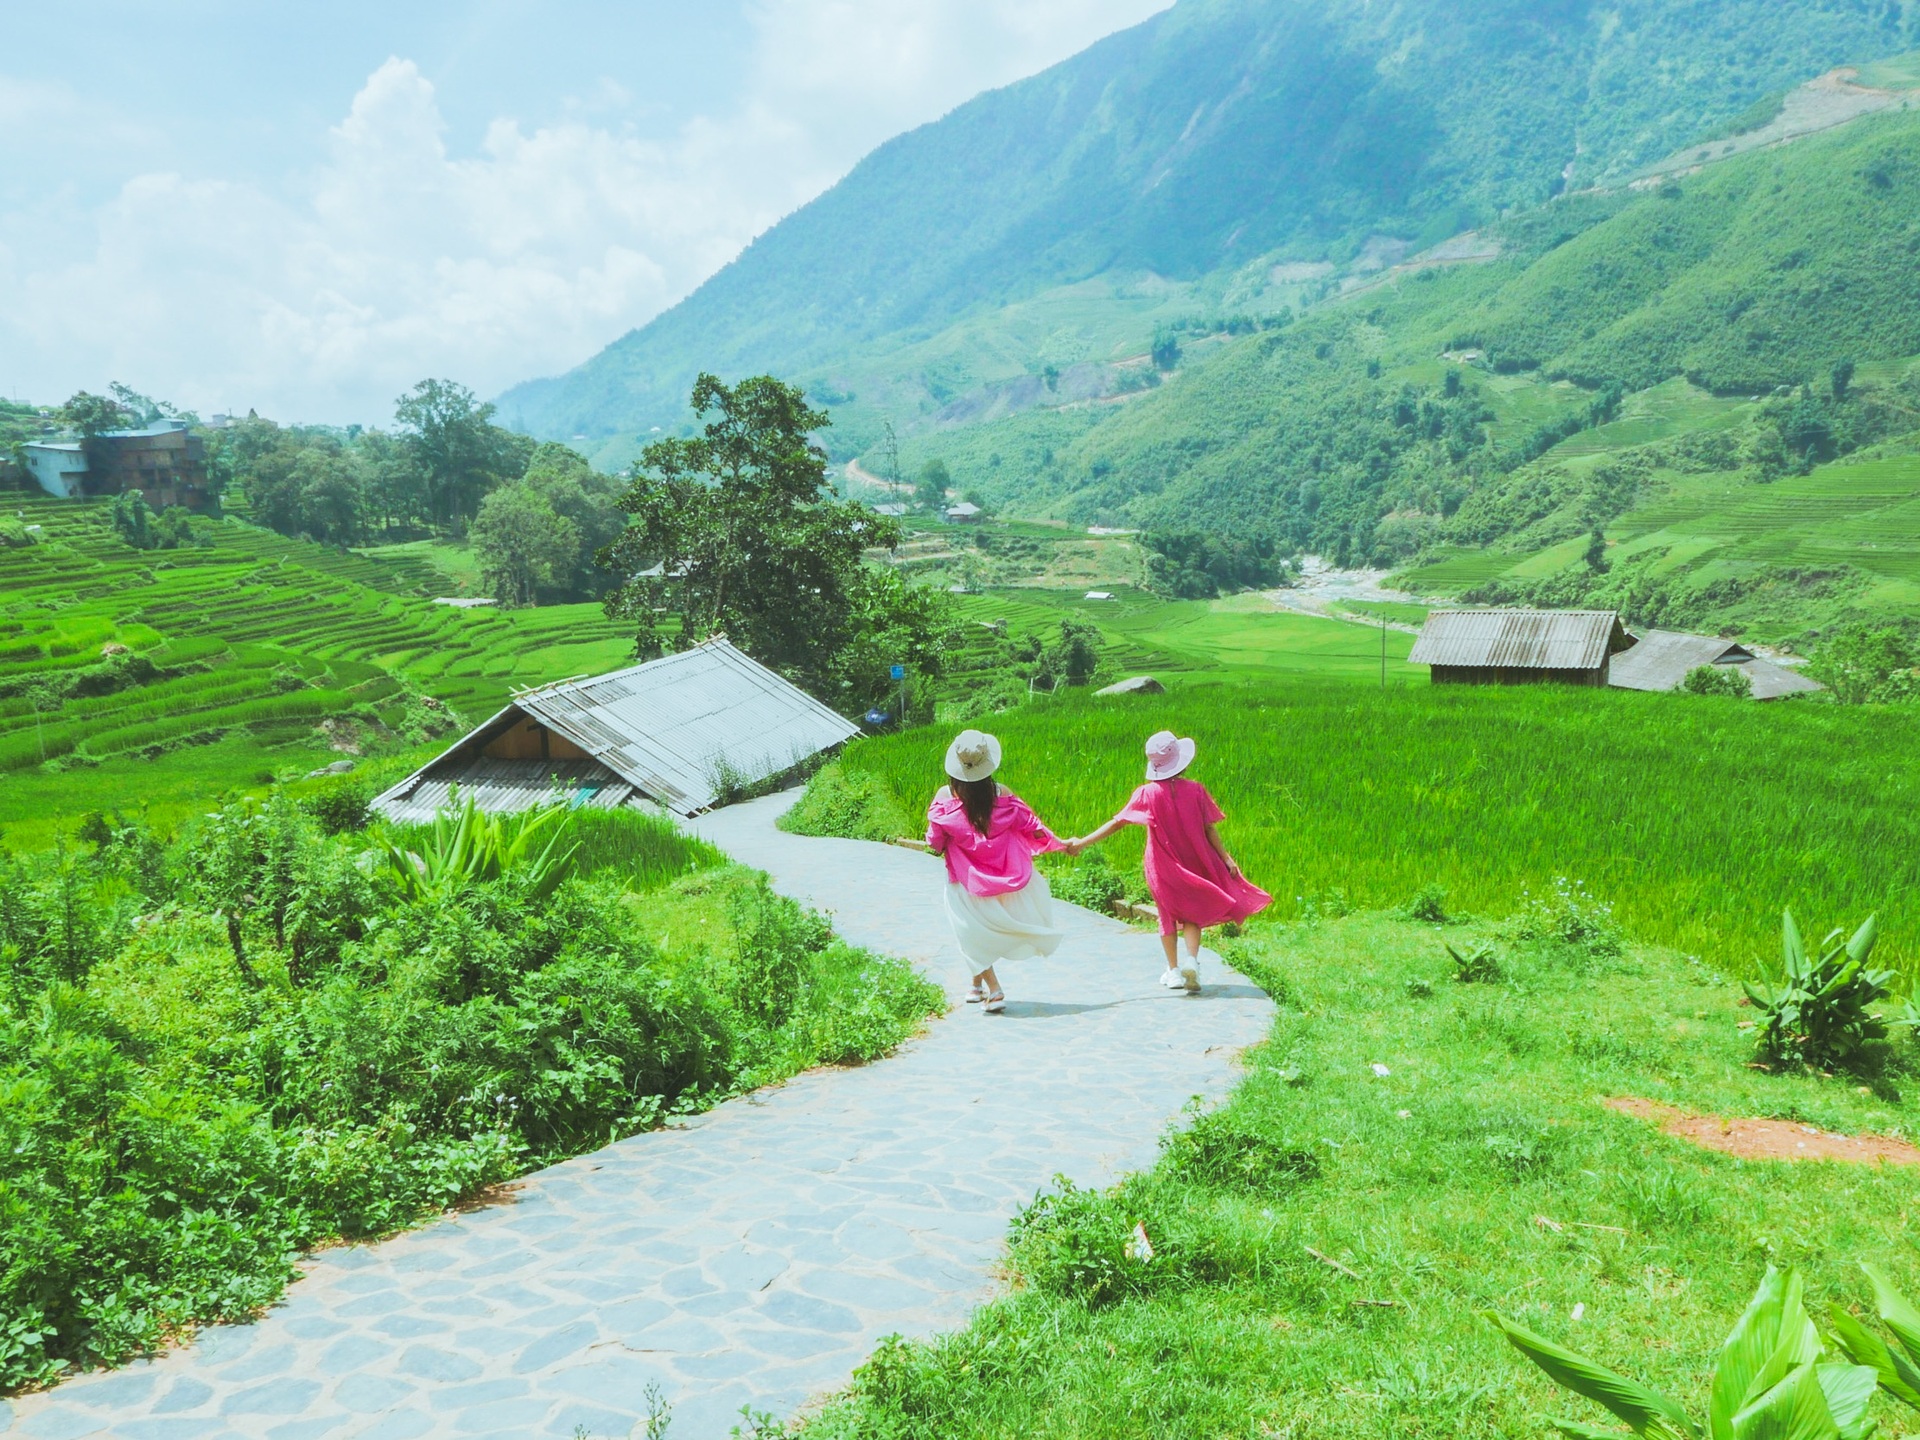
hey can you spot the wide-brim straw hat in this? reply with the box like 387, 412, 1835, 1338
1144, 729, 1197, 781
945, 729, 1002, 782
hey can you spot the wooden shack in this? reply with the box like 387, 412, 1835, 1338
1408, 609, 1634, 686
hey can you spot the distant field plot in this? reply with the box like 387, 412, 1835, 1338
1549, 377, 1753, 458
1393, 546, 1518, 593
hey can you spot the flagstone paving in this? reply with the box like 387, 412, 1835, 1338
4, 790, 1273, 1440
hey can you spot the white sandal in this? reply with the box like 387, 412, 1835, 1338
965, 983, 986, 1004
983, 991, 1006, 1014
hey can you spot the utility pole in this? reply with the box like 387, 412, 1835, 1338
1380, 617, 1387, 689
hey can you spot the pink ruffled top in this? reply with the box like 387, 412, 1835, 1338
925, 788, 1065, 897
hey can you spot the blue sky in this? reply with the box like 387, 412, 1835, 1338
0, 1, 1168, 424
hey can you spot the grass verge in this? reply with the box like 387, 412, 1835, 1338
802, 911, 1920, 1439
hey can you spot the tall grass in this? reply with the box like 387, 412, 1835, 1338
834, 678, 1920, 972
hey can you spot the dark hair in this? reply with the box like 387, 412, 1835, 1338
952, 774, 999, 836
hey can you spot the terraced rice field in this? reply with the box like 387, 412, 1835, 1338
0, 493, 637, 831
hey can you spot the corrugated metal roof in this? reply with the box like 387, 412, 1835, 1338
377, 759, 633, 825
1408, 610, 1630, 671
1610, 631, 1748, 691
1609, 629, 1825, 700
373, 638, 861, 820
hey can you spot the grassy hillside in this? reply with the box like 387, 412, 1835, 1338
498, 0, 1918, 460
0, 494, 636, 842
869, 106, 1920, 644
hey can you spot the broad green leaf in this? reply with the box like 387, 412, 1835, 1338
1845, 916, 1878, 965
1814, 1363, 1880, 1440
1864, 1265, 1920, 1373
1730, 1361, 1841, 1440
1782, 911, 1807, 981
1826, 1305, 1920, 1409
1714, 1268, 1792, 1440
1490, 1312, 1698, 1439
1551, 1421, 1640, 1440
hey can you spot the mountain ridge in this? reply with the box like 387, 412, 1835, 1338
501, 0, 1920, 460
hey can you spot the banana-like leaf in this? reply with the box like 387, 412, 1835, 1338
1827, 1305, 1920, 1411
1815, 1362, 1880, 1440
1845, 916, 1878, 965
1489, 1312, 1698, 1439
1782, 911, 1808, 982
1863, 1265, 1920, 1378
1729, 1361, 1841, 1440
1551, 1421, 1640, 1439
1712, 1269, 1820, 1440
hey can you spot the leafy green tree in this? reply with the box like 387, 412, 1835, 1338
519, 442, 626, 596
601, 373, 945, 707
59, 391, 129, 439
471, 483, 579, 608
393, 379, 532, 526
111, 490, 154, 550
1151, 330, 1182, 372
915, 458, 952, 512
1831, 357, 1857, 402
291, 448, 365, 545
1808, 621, 1920, 704
1584, 526, 1610, 574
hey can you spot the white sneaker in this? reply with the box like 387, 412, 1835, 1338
1179, 963, 1200, 993
1159, 968, 1187, 990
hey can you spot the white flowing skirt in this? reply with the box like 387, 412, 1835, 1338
944, 872, 1064, 972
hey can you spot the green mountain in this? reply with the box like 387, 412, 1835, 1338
498, 0, 1920, 464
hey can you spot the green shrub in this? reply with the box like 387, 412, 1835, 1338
1743, 910, 1892, 1071
300, 775, 372, 835
0, 804, 937, 1387
1160, 1107, 1318, 1192
1402, 882, 1450, 923
778, 760, 914, 843
1681, 662, 1753, 697
1490, 1267, 1877, 1440
1506, 876, 1624, 956
1447, 940, 1503, 984
1043, 849, 1126, 914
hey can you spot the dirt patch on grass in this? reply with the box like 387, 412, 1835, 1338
1606, 1096, 1920, 1166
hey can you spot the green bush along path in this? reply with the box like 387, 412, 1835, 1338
0, 792, 1270, 1439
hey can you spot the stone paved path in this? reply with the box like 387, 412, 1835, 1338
4, 791, 1273, 1440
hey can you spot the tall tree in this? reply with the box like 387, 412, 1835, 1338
601, 373, 945, 706
393, 379, 530, 526
520, 442, 627, 597
471, 483, 578, 608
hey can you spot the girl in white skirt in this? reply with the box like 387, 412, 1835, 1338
924, 729, 1068, 1013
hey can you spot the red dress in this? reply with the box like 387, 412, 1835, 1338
1117, 779, 1271, 935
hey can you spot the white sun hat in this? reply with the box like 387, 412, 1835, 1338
1144, 729, 1197, 781
945, 729, 1003, 782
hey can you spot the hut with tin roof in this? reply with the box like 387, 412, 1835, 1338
1608, 629, 1825, 700
1408, 609, 1635, 687
371, 637, 860, 822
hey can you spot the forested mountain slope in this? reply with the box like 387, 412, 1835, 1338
499, 0, 1918, 458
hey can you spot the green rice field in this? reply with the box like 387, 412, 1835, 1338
829, 678, 1920, 974
0, 493, 636, 839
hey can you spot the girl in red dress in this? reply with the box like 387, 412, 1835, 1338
1071, 730, 1269, 992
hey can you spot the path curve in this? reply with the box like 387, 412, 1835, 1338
4, 792, 1272, 1440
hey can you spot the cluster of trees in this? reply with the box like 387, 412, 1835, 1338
215, 380, 536, 543
603, 373, 952, 712
1140, 530, 1290, 599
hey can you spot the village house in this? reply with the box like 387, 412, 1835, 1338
1407, 609, 1635, 686
371, 638, 861, 822
1608, 629, 1825, 700
21, 421, 214, 510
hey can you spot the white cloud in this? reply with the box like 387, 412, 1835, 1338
0, 1, 1170, 426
